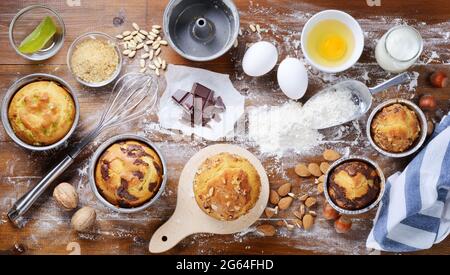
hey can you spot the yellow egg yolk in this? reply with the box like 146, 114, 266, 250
318, 35, 347, 61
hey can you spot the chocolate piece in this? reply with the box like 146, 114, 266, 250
216, 96, 226, 110
172, 89, 194, 112
172, 89, 188, 102
173, 83, 226, 128
192, 83, 215, 109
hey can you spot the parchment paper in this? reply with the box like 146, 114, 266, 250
158, 65, 245, 141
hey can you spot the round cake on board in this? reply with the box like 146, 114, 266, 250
194, 152, 261, 221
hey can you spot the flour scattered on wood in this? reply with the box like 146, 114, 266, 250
248, 88, 358, 155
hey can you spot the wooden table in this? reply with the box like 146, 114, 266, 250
0, 0, 449, 255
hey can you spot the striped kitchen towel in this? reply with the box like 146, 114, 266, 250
366, 112, 450, 252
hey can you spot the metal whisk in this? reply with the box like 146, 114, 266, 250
7, 73, 158, 226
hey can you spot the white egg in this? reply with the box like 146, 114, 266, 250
277, 57, 309, 100
242, 41, 278, 77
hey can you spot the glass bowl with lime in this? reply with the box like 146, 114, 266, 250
9, 4, 65, 61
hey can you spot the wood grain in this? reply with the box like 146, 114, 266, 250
0, 0, 449, 255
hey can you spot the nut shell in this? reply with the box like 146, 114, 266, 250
71, 206, 96, 232
53, 182, 78, 210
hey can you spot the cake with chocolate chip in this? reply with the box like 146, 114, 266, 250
328, 160, 381, 211
194, 153, 261, 221
94, 140, 163, 208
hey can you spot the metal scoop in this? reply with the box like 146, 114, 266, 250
305, 72, 411, 129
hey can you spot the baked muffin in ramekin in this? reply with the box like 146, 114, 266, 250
367, 99, 427, 158
371, 103, 420, 153
324, 157, 385, 215
194, 152, 261, 221
7, 80, 76, 146
94, 139, 164, 209
1, 74, 79, 151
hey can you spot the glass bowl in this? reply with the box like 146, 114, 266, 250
9, 4, 65, 61
67, 32, 122, 88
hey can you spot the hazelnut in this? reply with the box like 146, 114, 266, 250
71, 207, 96, 232
334, 216, 352, 233
323, 202, 340, 220
419, 95, 437, 111
53, 182, 78, 210
430, 71, 448, 88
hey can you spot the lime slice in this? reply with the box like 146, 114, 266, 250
18, 16, 57, 54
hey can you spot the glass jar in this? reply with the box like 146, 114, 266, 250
375, 25, 423, 73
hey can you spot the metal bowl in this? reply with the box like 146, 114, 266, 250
89, 134, 168, 213
323, 156, 386, 215
163, 0, 240, 61
1, 73, 80, 151
366, 99, 427, 158
9, 4, 65, 61
67, 32, 122, 88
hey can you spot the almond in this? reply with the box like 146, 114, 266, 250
320, 162, 330, 174
318, 175, 325, 183
294, 163, 311, 177
256, 224, 276, 236
308, 163, 322, 177
323, 149, 341, 161
269, 190, 280, 205
278, 197, 293, 210
305, 197, 317, 208
265, 207, 276, 218
302, 214, 314, 230
298, 194, 309, 202
277, 183, 291, 197
317, 182, 324, 194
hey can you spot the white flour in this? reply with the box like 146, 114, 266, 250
248, 102, 323, 155
248, 88, 358, 155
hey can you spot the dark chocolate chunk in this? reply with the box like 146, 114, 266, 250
148, 181, 158, 192
101, 161, 110, 180
133, 171, 144, 180
216, 96, 226, 110
134, 158, 149, 166
117, 178, 138, 201
172, 89, 188, 102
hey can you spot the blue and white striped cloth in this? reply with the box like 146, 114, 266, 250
366, 112, 450, 252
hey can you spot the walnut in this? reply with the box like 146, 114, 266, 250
53, 182, 78, 210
